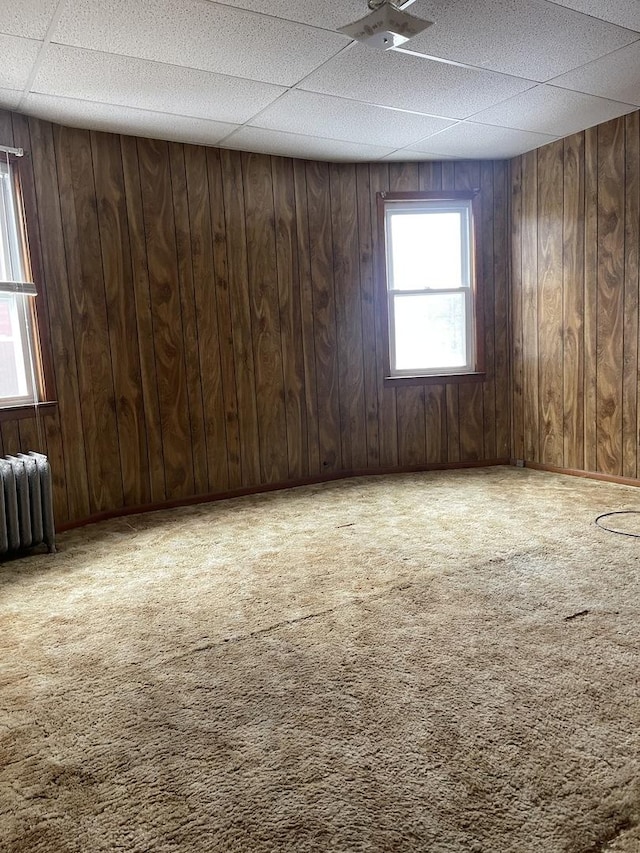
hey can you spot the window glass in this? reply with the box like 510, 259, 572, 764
389, 211, 463, 290
393, 292, 466, 371
381, 194, 478, 379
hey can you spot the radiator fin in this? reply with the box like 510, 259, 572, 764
0, 452, 55, 556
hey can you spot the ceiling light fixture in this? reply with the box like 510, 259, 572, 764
338, 0, 433, 51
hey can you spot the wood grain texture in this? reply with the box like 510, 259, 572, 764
596, 119, 625, 475
292, 159, 320, 476
54, 125, 124, 513
272, 156, 308, 480
520, 149, 540, 462
241, 152, 288, 483
91, 130, 150, 507
137, 137, 194, 499
330, 163, 367, 471
27, 117, 91, 522
184, 145, 233, 491
512, 112, 640, 479
584, 127, 599, 473
537, 141, 564, 467
168, 142, 210, 496
625, 113, 640, 480
355, 163, 380, 469
0, 108, 511, 524
305, 160, 342, 473
220, 148, 261, 486
120, 135, 166, 503
562, 133, 585, 471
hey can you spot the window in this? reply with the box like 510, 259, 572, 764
378, 190, 483, 383
0, 149, 40, 408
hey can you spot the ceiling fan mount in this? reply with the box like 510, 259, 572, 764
338, 0, 433, 50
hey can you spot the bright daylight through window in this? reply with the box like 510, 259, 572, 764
380, 192, 481, 380
0, 150, 39, 407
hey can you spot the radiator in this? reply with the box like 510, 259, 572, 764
0, 452, 55, 556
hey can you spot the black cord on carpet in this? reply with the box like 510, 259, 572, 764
595, 510, 640, 538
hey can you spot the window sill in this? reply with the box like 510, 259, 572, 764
384, 372, 486, 387
0, 401, 58, 422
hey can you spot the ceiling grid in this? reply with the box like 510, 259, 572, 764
0, 0, 638, 160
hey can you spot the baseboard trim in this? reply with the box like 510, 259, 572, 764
522, 461, 640, 489
57, 458, 511, 532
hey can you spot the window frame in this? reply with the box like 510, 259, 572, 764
0, 148, 56, 416
377, 189, 485, 386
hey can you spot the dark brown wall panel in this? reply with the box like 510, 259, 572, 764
511, 111, 640, 479
0, 109, 510, 524
536, 140, 564, 468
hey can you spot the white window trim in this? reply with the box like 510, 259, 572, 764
378, 190, 483, 384
0, 151, 41, 408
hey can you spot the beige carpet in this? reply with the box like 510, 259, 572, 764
1, 466, 639, 852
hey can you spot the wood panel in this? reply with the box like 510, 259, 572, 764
537, 140, 564, 467
520, 149, 540, 462
625, 113, 640, 480
168, 142, 210, 496
562, 132, 585, 471
184, 145, 233, 491
91, 130, 150, 507
305, 160, 342, 473
596, 119, 625, 475
241, 152, 289, 483
512, 111, 640, 480
272, 156, 308, 480
219, 148, 261, 486
0, 108, 511, 525
137, 137, 194, 499
120, 134, 166, 503
330, 163, 367, 471
583, 127, 599, 473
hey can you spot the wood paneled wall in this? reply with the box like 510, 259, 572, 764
0, 109, 510, 526
511, 112, 640, 477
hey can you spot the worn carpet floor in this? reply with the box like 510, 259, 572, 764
1, 466, 639, 852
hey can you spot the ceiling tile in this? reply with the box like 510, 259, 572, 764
22, 93, 239, 146
546, 0, 640, 30
470, 84, 638, 137
51, 0, 349, 87
0, 89, 23, 111
550, 41, 640, 106
406, 122, 558, 159
251, 90, 455, 148
31, 44, 286, 124
300, 45, 535, 120
0, 35, 41, 91
404, 0, 638, 81
221, 126, 395, 161
207, 0, 366, 31
0, 0, 58, 40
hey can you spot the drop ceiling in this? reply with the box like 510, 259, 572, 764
1, 0, 639, 161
